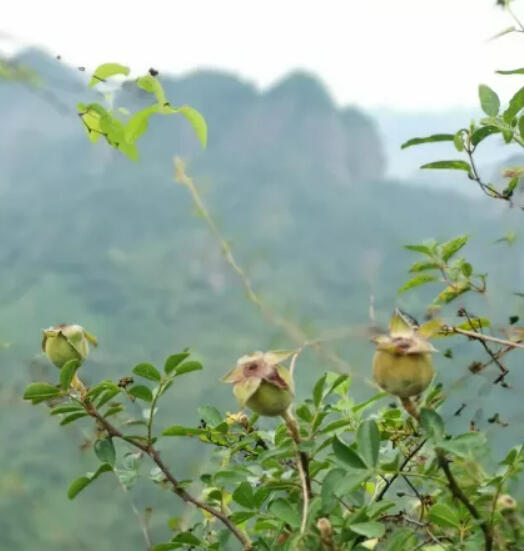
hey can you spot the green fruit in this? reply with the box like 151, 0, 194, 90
246, 380, 293, 416
372, 350, 434, 398
42, 324, 96, 369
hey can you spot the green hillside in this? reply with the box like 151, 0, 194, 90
1, 50, 523, 550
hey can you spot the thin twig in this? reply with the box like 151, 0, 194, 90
436, 449, 493, 551
282, 409, 311, 539
376, 438, 427, 501
445, 327, 524, 351
84, 402, 253, 550
173, 157, 354, 376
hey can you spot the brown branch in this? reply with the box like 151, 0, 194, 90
84, 403, 253, 550
444, 326, 524, 350
436, 449, 493, 551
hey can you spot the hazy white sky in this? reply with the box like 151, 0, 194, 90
2, 0, 524, 110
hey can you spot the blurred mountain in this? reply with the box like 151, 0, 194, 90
1, 49, 524, 551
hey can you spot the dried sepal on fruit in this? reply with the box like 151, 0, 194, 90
372, 310, 439, 398
222, 350, 294, 416
42, 324, 98, 369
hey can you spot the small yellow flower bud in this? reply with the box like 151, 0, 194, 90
42, 324, 97, 369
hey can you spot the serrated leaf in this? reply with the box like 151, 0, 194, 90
125, 105, 160, 143
128, 385, 153, 402
440, 235, 468, 261
162, 425, 204, 437
497, 67, 524, 75
89, 63, 130, 87
232, 481, 255, 509
197, 405, 222, 427
59, 412, 88, 425
437, 281, 470, 303
409, 261, 439, 273
350, 522, 385, 538
312, 373, 327, 407
357, 420, 380, 468
137, 74, 167, 105
504, 86, 524, 123
457, 318, 491, 331
23, 382, 61, 400
453, 131, 464, 152
67, 463, 112, 499
471, 125, 500, 146
132, 363, 161, 382
174, 360, 203, 376
401, 134, 454, 149
59, 359, 81, 390
428, 502, 460, 528
50, 405, 84, 416
173, 105, 207, 148
404, 244, 433, 255
421, 160, 471, 172
332, 436, 367, 469
268, 498, 300, 527
94, 438, 116, 466
164, 352, 190, 374
420, 408, 445, 441
478, 84, 500, 116
398, 274, 437, 295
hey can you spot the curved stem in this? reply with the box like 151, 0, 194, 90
84, 401, 253, 550
282, 409, 311, 539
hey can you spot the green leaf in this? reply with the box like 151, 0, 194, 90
232, 481, 255, 509
23, 382, 61, 401
137, 74, 167, 105
268, 498, 300, 528
197, 405, 222, 427
67, 477, 91, 500
457, 318, 491, 331
440, 235, 468, 261
478, 84, 500, 116
409, 261, 439, 273
97, 388, 120, 408
59, 412, 88, 425
67, 463, 112, 499
230, 511, 256, 524
420, 408, 445, 441
350, 522, 385, 538
59, 359, 81, 390
471, 125, 500, 146
312, 374, 327, 407
332, 436, 367, 469
398, 274, 437, 295
461, 262, 473, 277
421, 160, 471, 172
94, 438, 116, 466
453, 131, 464, 152
440, 432, 487, 459
404, 243, 435, 255
503, 176, 519, 197
428, 502, 460, 528
50, 405, 84, 416
125, 105, 160, 143
162, 425, 204, 437
132, 362, 161, 382
89, 63, 130, 87
164, 352, 190, 374
174, 105, 207, 148
151, 544, 180, 551
174, 360, 203, 376
401, 134, 454, 149
357, 420, 380, 468
504, 86, 524, 123
437, 281, 470, 303
128, 385, 153, 402
496, 67, 524, 75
